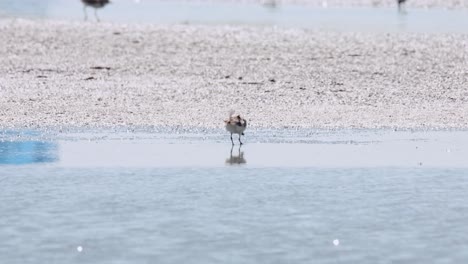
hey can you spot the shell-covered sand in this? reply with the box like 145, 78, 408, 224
0, 19, 467, 129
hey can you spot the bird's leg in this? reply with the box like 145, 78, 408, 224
230, 133, 234, 145
83, 5, 88, 21
94, 8, 100, 22
239, 134, 243, 145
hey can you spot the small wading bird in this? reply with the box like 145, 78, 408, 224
81, 0, 110, 22
224, 111, 247, 145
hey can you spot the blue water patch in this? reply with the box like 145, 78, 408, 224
0, 130, 58, 165
0, 141, 58, 165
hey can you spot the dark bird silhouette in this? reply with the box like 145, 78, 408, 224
81, 0, 110, 22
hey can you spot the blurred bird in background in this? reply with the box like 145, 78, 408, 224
82, 0, 110, 22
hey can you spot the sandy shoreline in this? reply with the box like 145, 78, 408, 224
0, 19, 467, 130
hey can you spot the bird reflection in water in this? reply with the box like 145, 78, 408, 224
81, 0, 110, 22
262, 0, 278, 9
397, 0, 407, 13
226, 145, 247, 165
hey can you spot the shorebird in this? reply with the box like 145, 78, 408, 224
224, 111, 247, 145
81, 0, 110, 22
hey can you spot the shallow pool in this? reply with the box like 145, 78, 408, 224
1, 129, 468, 263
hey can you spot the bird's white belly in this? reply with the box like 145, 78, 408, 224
226, 124, 245, 134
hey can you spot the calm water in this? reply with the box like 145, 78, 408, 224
1, 0, 468, 33
1, 130, 468, 263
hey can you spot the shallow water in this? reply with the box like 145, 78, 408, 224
2, 167, 468, 263
1, 130, 468, 263
1, 0, 468, 33
1, 129, 467, 167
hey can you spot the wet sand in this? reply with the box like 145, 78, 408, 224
229, 0, 468, 9
286, 0, 468, 9
0, 19, 467, 130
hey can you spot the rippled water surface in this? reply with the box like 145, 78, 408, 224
1, 130, 468, 263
